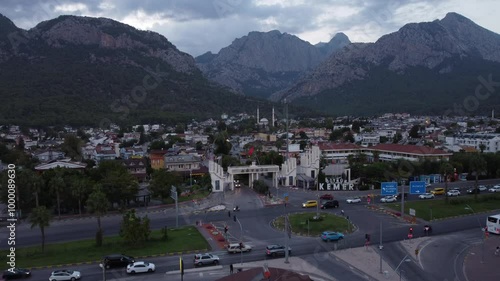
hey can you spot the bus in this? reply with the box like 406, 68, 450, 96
486, 214, 500, 234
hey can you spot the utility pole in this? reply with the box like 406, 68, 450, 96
400, 180, 405, 216
284, 214, 290, 263
171, 186, 178, 228
379, 222, 383, 274
233, 215, 244, 265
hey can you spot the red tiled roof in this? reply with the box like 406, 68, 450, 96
318, 142, 360, 150
149, 149, 168, 155
369, 144, 451, 155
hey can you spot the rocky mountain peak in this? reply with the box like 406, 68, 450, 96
316, 32, 351, 56
196, 29, 349, 97
273, 12, 500, 103
27, 15, 197, 73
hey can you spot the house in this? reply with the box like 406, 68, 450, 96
164, 154, 202, 172
119, 158, 148, 182
34, 159, 87, 171
120, 146, 146, 159
32, 150, 65, 162
93, 144, 119, 163
149, 149, 168, 170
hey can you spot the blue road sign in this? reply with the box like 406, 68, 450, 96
410, 181, 426, 194
381, 182, 398, 195
283, 193, 289, 198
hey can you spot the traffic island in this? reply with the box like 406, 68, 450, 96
272, 212, 353, 237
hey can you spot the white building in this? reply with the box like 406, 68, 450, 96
445, 133, 500, 153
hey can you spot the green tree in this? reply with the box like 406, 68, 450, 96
439, 162, 454, 204
91, 160, 139, 207
479, 143, 486, 153
393, 133, 403, 144
29, 206, 51, 253
49, 173, 65, 219
61, 134, 83, 161
149, 170, 182, 199
70, 177, 90, 215
119, 209, 151, 245
409, 125, 420, 138
86, 185, 109, 247
469, 154, 487, 201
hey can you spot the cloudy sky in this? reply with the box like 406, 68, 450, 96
1, 0, 499, 57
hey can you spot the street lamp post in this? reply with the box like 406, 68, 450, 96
465, 204, 485, 263
233, 215, 244, 265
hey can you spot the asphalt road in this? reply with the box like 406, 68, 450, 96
2, 180, 499, 281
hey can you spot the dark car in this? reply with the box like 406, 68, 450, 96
265, 244, 291, 257
320, 200, 339, 209
101, 254, 135, 269
2, 268, 31, 279
466, 188, 480, 194
319, 194, 334, 200
395, 193, 408, 200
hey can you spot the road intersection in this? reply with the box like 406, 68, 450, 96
2, 180, 499, 281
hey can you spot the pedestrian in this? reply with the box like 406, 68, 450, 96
230, 263, 234, 274
495, 246, 499, 256
341, 209, 345, 216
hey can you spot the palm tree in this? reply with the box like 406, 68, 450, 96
49, 176, 65, 219
71, 177, 89, 216
86, 184, 109, 247
470, 153, 487, 201
29, 206, 51, 253
439, 162, 454, 203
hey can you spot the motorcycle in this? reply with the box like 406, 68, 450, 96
424, 225, 432, 235
233, 206, 240, 212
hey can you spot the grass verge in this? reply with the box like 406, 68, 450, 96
273, 212, 352, 236
1, 226, 209, 268
385, 194, 500, 220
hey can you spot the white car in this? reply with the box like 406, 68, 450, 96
49, 270, 81, 281
447, 190, 461, 197
489, 186, 500, 192
380, 195, 397, 203
478, 185, 488, 191
227, 243, 252, 253
346, 197, 362, 204
126, 261, 156, 274
418, 193, 435, 199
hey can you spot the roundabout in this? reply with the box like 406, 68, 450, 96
271, 212, 354, 237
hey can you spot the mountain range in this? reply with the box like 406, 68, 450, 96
195, 31, 350, 99
0, 14, 285, 127
1, 12, 499, 127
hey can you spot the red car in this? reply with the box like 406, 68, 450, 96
320, 194, 334, 200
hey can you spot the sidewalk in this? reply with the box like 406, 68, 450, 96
332, 237, 431, 281
463, 234, 500, 281
232, 256, 334, 281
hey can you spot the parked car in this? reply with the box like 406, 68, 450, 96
447, 190, 461, 197
489, 186, 500, 193
431, 188, 445, 195
265, 244, 291, 257
302, 200, 318, 208
380, 195, 397, 203
466, 187, 480, 194
126, 261, 155, 274
320, 200, 339, 209
321, 231, 344, 242
101, 254, 135, 269
346, 197, 362, 204
48, 270, 81, 281
319, 194, 334, 200
2, 268, 31, 280
478, 185, 488, 191
227, 243, 252, 253
418, 193, 435, 199
193, 253, 219, 266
